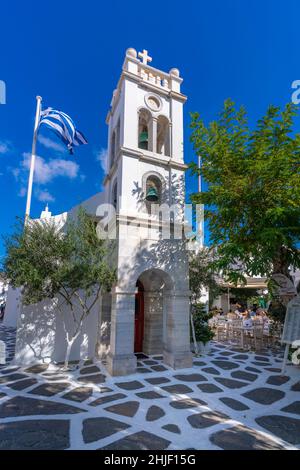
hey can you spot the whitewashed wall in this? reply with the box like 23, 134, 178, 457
2, 286, 21, 328
14, 292, 100, 366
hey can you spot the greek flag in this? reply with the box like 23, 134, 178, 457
39, 107, 88, 154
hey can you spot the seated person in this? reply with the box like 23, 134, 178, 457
243, 312, 253, 329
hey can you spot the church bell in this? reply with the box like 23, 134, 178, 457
145, 186, 159, 202
138, 130, 148, 150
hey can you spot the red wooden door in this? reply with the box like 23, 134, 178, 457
134, 281, 144, 353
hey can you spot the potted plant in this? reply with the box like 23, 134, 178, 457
191, 303, 215, 355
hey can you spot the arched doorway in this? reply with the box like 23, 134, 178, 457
134, 280, 144, 353
135, 269, 173, 356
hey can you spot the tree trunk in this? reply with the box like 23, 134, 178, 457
63, 330, 80, 370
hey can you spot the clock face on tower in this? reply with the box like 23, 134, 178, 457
145, 93, 162, 112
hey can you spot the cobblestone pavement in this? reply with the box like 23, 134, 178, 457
0, 325, 300, 450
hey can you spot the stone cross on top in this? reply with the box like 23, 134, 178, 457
138, 49, 152, 65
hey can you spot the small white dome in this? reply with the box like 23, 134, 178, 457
126, 48, 137, 58
169, 68, 180, 77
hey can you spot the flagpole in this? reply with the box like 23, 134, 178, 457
198, 154, 204, 247
25, 95, 42, 219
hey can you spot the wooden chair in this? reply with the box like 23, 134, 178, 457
216, 321, 228, 342
247, 325, 264, 351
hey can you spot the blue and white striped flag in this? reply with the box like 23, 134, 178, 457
39, 107, 88, 154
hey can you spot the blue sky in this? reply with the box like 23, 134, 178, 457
0, 0, 299, 260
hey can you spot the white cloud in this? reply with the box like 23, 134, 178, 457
21, 153, 79, 184
95, 148, 108, 172
0, 140, 12, 154
36, 189, 55, 202
38, 135, 66, 153
12, 152, 81, 200
18, 187, 27, 197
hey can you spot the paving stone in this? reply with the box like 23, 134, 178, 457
135, 353, 148, 359
46, 375, 69, 381
245, 366, 261, 373
281, 401, 300, 415
0, 392, 6, 398
197, 383, 223, 393
170, 398, 207, 409
105, 401, 140, 418
252, 362, 270, 366
215, 377, 248, 389
161, 384, 193, 394
0, 396, 84, 418
79, 366, 100, 375
212, 360, 239, 370
162, 424, 181, 434
98, 386, 113, 393
174, 373, 207, 382
202, 367, 220, 375
266, 375, 289, 386
210, 424, 285, 450
137, 367, 152, 373
193, 361, 206, 366
116, 380, 144, 391
136, 391, 165, 399
0, 367, 19, 375
243, 387, 285, 405
7, 378, 38, 390
233, 354, 248, 360
187, 410, 229, 429
99, 430, 170, 450
146, 405, 165, 421
291, 381, 300, 392
77, 374, 106, 385
143, 360, 158, 366
256, 415, 300, 445
84, 359, 93, 365
219, 351, 234, 356
30, 382, 70, 397
82, 417, 130, 444
152, 356, 163, 360
255, 356, 269, 362
265, 367, 282, 373
24, 364, 49, 374
0, 373, 28, 384
0, 419, 70, 450
231, 370, 258, 382
219, 397, 250, 411
151, 365, 168, 372
145, 377, 170, 385
42, 371, 61, 377
89, 393, 126, 406
62, 387, 93, 402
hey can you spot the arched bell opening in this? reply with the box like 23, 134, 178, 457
145, 174, 162, 213
157, 115, 170, 156
138, 108, 152, 151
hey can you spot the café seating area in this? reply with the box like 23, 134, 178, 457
209, 310, 283, 352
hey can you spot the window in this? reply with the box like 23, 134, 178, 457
112, 181, 118, 210
110, 119, 120, 168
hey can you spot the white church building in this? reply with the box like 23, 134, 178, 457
10, 48, 194, 375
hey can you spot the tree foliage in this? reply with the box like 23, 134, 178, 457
3, 208, 116, 367
189, 247, 221, 306
190, 100, 300, 283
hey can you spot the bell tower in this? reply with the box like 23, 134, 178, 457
102, 48, 192, 376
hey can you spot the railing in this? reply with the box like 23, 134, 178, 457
139, 66, 170, 89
